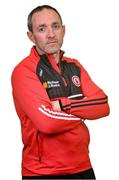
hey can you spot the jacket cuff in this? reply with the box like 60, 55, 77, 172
59, 98, 71, 112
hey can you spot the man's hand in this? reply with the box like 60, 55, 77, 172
51, 100, 61, 112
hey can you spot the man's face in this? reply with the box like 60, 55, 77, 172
28, 9, 65, 55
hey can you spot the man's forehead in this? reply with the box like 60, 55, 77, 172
32, 9, 61, 23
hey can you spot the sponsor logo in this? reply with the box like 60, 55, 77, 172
72, 75, 80, 87
43, 81, 60, 89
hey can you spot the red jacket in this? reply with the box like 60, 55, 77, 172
11, 47, 110, 176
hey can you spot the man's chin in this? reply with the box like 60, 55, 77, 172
45, 48, 59, 55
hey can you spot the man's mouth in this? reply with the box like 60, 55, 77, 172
47, 41, 58, 44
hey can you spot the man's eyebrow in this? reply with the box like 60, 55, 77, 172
52, 21, 62, 25
38, 24, 47, 28
38, 21, 61, 27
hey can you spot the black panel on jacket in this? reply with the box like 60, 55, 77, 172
36, 54, 84, 100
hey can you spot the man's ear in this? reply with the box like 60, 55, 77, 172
27, 31, 35, 43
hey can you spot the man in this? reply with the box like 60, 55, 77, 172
11, 5, 110, 179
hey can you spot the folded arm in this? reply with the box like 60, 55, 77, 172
11, 65, 82, 134
59, 63, 110, 120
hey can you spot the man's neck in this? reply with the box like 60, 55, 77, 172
35, 46, 60, 64
51, 52, 60, 64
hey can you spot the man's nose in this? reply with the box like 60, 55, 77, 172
47, 27, 55, 38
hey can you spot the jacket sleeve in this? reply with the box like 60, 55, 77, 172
59, 62, 110, 120
11, 65, 82, 134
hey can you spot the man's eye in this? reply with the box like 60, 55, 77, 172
53, 24, 60, 30
38, 27, 46, 32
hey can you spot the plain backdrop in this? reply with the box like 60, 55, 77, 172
0, 0, 119, 179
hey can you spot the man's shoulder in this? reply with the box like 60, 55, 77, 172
63, 55, 81, 67
11, 57, 38, 84
12, 56, 30, 74
12, 47, 39, 72
12, 48, 39, 78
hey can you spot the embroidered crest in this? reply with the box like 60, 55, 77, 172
72, 75, 80, 87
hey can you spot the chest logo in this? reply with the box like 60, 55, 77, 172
72, 75, 80, 87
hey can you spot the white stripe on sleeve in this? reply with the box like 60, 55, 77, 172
38, 105, 81, 121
